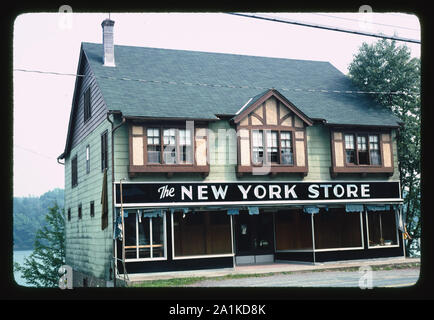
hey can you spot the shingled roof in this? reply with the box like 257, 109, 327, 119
82, 42, 401, 127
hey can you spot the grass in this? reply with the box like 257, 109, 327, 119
131, 262, 420, 287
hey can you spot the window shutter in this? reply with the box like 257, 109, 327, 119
381, 133, 393, 168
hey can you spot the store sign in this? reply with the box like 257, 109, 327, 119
114, 181, 401, 207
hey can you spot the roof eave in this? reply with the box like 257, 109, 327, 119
123, 115, 219, 122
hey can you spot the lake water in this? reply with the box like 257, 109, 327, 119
13, 250, 34, 287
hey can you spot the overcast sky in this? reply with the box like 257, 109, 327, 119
12, 11, 420, 197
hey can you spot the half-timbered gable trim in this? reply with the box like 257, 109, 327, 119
233, 89, 313, 176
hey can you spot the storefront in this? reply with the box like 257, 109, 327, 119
113, 181, 404, 274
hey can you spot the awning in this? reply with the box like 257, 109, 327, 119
248, 206, 259, 215
227, 208, 239, 215
345, 204, 364, 213
366, 204, 391, 211
170, 208, 190, 214
141, 209, 164, 218
303, 206, 319, 214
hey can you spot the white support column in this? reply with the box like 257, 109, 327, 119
311, 213, 316, 265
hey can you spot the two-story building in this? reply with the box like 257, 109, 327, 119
58, 19, 405, 287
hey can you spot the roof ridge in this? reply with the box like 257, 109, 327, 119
81, 41, 332, 66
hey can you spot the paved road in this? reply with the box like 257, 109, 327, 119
187, 268, 420, 288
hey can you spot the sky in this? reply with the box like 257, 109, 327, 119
12, 11, 421, 197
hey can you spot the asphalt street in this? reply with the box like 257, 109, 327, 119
186, 268, 420, 288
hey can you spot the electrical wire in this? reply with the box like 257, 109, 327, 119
310, 13, 420, 32
13, 144, 57, 160
228, 13, 421, 44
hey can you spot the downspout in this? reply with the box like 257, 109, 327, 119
106, 111, 126, 287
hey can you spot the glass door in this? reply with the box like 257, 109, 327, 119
235, 212, 274, 256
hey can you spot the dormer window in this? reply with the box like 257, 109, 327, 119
331, 129, 394, 176
146, 128, 161, 163
128, 122, 209, 176
344, 133, 382, 166
252, 130, 294, 166
280, 131, 294, 165
252, 130, 264, 164
233, 89, 313, 176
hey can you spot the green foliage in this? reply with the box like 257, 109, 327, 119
14, 203, 65, 287
13, 188, 64, 250
348, 39, 421, 256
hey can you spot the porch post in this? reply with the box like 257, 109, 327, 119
311, 213, 316, 264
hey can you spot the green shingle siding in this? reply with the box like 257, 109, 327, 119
65, 119, 113, 280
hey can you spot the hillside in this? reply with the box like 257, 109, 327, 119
13, 188, 64, 250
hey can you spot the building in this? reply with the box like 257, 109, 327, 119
58, 19, 405, 287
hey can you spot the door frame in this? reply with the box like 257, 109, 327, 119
233, 212, 275, 264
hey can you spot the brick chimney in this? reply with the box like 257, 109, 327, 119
101, 19, 115, 67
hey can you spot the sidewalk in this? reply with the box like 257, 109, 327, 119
121, 256, 420, 285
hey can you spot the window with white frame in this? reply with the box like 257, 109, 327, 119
163, 128, 177, 164
147, 128, 161, 163
124, 211, 166, 260
252, 130, 264, 164
367, 210, 398, 247
344, 133, 382, 166
179, 129, 193, 163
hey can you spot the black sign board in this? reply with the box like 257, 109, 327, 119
114, 181, 401, 207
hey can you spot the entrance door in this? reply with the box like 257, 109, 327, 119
234, 212, 275, 264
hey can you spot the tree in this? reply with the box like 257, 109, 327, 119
14, 203, 65, 287
348, 39, 421, 256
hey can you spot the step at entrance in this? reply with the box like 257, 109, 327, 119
235, 254, 274, 265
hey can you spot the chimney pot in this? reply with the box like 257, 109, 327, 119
101, 19, 115, 67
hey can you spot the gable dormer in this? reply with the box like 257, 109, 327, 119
233, 89, 313, 176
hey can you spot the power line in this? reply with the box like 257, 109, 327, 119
13, 68, 86, 77
228, 13, 421, 44
13, 144, 57, 160
13, 68, 420, 96
310, 13, 420, 32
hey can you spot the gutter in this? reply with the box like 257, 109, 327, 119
106, 111, 126, 287
57, 153, 65, 165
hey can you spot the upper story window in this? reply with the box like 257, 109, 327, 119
331, 129, 394, 177
101, 130, 108, 171
129, 123, 209, 176
280, 131, 294, 165
147, 128, 160, 163
71, 154, 78, 187
344, 133, 381, 166
83, 87, 91, 123
252, 130, 294, 166
163, 128, 177, 164
233, 89, 313, 176
86, 145, 90, 174
142, 128, 192, 165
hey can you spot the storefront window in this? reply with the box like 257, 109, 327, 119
275, 209, 312, 250
123, 212, 166, 261
367, 210, 398, 247
173, 211, 232, 257
314, 208, 363, 249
